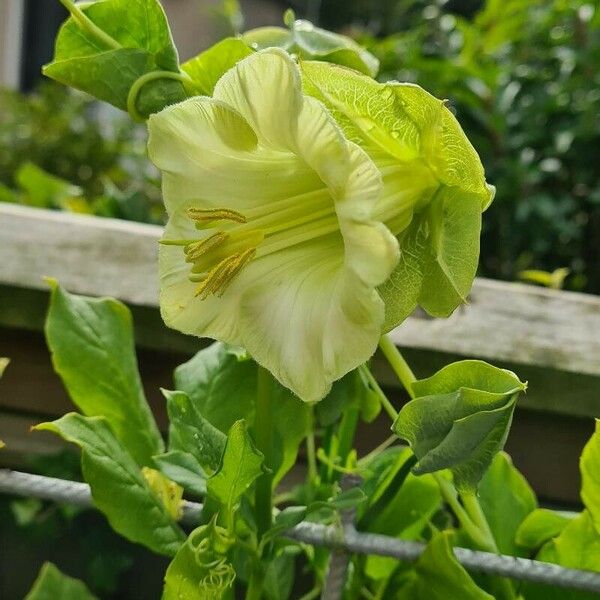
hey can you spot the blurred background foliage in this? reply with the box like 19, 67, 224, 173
1, 0, 598, 293
0, 84, 163, 223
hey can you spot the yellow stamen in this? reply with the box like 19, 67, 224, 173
195, 248, 256, 299
187, 207, 247, 225
184, 232, 229, 262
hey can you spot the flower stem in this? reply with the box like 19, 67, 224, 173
461, 492, 498, 552
245, 569, 264, 600
306, 406, 318, 484
59, 0, 121, 49
378, 335, 416, 398
359, 364, 398, 421
432, 474, 491, 551
255, 366, 273, 539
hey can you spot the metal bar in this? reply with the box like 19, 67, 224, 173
2, 469, 600, 594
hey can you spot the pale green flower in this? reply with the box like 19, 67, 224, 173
301, 61, 495, 329
148, 49, 401, 402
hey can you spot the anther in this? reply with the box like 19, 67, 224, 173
187, 207, 247, 226
194, 248, 256, 299
184, 232, 228, 262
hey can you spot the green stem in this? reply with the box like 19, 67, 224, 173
255, 367, 274, 539
461, 492, 498, 552
378, 335, 416, 398
461, 492, 517, 599
359, 364, 398, 421
357, 435, 397, 467
306, 406, 318, 484
245, 569, 264, 600
432, 474, 491, 551
126, 70, 191, 121
60, 0, 121, 49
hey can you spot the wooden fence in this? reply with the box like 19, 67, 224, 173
1, 203, 599, 503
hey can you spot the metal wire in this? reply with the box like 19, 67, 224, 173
2, 469, 600, 595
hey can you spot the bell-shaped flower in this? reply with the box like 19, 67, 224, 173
148, 49, 401, 402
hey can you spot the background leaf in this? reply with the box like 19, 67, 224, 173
581, 419, 600, 533
515, 508, 574, 552
523, 511, 600, 600
395, 531, 493, 599
175, 343, 309, 485
35, 413, 185, 556
45, 282, 163, 466
244, 18, 378, 77
181, 37, 253, 95
24, 562, 98, 600
477, 452, 537, 555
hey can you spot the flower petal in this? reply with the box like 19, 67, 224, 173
148, 95, 321, 215
213, 48, 302, 150
238, 240, 386, 401
295, 96, 399, 287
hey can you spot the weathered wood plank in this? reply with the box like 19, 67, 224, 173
1, 203, 599, 379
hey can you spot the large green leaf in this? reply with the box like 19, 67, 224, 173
477, 452, 537, 555
164, 389, 226, 474
35, 413, 185, 556
175, 343, 309, 485
44, 0, 186, 117
581, 419, 600, 533
207, 420, 265, 511
45, 282, 163, 466
393, 361, 525, 492
243, 16, 378, 77
395, 531, 493, 599
523, 511, 600, 600
181, 37, 253, 95
515, 508, 574, 552
25, 562, 98, 600
300, 60, 493, 329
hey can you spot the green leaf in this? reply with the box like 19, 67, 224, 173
207, 420, 265, 511
523, 511, 600, 600
515, 509, 574, 552
175, 343, 309, 485
393, 360, 526, 492
181, 37, 253, 95
164, 389, 226, 474
45, 282, 163, 466
396, 531, 493, 599
477, 452, 537, 555
263, 546, 298, 600
44, 0, 186, 117
175, 343, 257, 434
153, 450, 207, 496
243, 18, 378, 77
581, 419, 600, 532
0, 358, 9, 378
316, 368, 380, 426
16, 162, 82, 209
25, 562, 98, 600
35, 413, 185, 556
